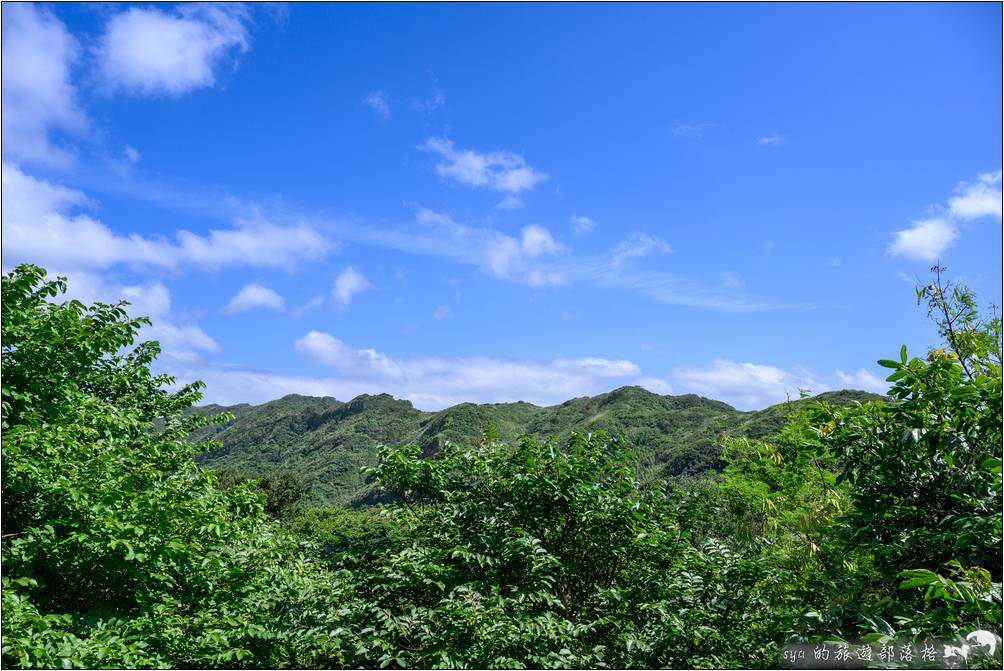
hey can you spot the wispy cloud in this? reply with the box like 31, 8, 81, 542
362, 90, 390, 118
670, 121, 714, 139
411, 86, 446, 113
720, 271, 744, 289
96, 4, 250, 97
757, 133, 785, 147
332, 266, 371, 309
34, 165, 818, 313
223, 283, 285, 314
610, 233, 671, 268
889, 170, 1002, 261
413, 205, 468, 236
521, 225, 562, 258
585, 266, 805, 312
291, 294, 325, 318
495, 195, 524, 210
420, 137, 548, 193
301, 205, 810, 311
1, 163, 335, 272
570, 213, 595, 235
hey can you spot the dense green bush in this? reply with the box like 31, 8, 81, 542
214, 468, 307, 519
1, 265, 347, 668
309, 429, 797, 668
799, 269, 1002, 646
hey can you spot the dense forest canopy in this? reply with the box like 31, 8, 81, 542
1, 263, 1001, 669
191, 384, 881, 506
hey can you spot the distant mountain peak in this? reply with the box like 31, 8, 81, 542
194, 387, 883, 505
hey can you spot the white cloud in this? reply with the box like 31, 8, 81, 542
411, 86, 446, 113
2, 163, 174, 270
97, 4, 250, 96
120, 282, 172, 319
362, 90, 390, 118
525, 269, 567, 288
670, 121, 714, 139
828, 257, 842, 267
420, 137, 548, 193
2, 163, 334, 272
484, 233, 522, 278
890, 170, 1001, 261
295, 331, 401, 378
413, 205, 468, 236
174, 213, 333, 270
521, 225, 561, 258
339, 201, 791, 310
611, 233, 671, 267
147, 322, 222, 364
762, 241, 775, 255
124, 145, 142, 163
286, 330, 649, 409
895, 270, 917, 285
757, 134, 785, 147
836, 368, 888, 394
588, 265, 807, 312
296, 201, 807, 311
291, 294, 325, 318
636, 377, 674, 395
480, 226, 565, 286
720, 271, 744, 289
888, 217, 958, 262
53, 270, 219, 365
223, 283, 285, 314
570, 213, 595, 235
495, 195, 524, 210
672, 358, 828, 410
948, 170, 1002, 221
1, 4, 85, 167
553, 357, 640, 377
432, 305, 452, 320
332, 267, 371, 309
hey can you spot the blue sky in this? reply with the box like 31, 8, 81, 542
3, 2, 1001, 410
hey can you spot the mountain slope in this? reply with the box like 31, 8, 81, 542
193, 387, 882, 505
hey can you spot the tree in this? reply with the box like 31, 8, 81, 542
1, 265, 345, 668
330, 429, 793, 668
798, 268, 1002, 650
215, 468, 307, 519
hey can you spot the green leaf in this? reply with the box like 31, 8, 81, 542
980, 457, 1002, 474
899, 569, 940, 589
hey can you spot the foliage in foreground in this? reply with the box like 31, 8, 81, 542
1, 263, 1001, 669
1, 266, 348, 668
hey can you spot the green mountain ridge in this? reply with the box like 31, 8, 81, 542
193, 386, 882, 504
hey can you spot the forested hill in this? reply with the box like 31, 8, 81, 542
193, 386, 881, 504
